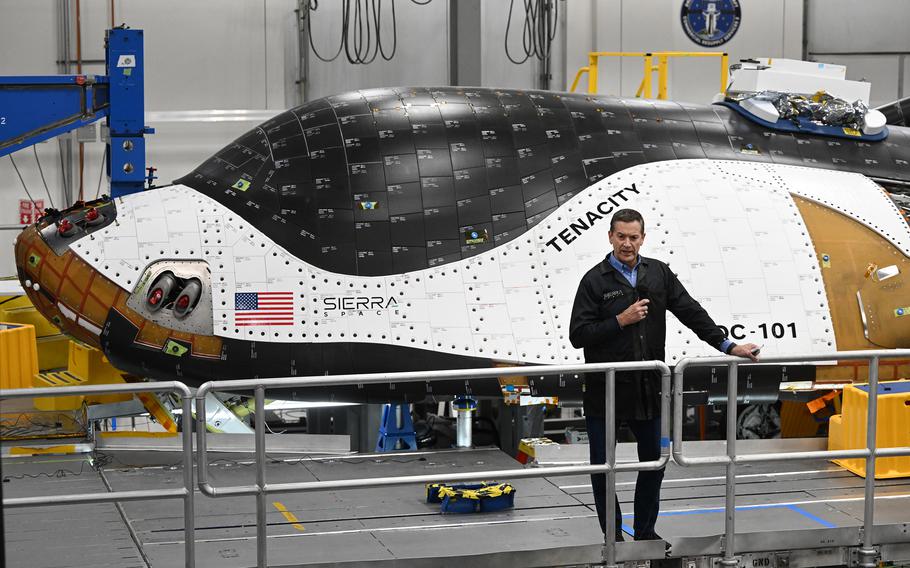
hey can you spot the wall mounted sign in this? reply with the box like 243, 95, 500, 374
681, 0, 742, 48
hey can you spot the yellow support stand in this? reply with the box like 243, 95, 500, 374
829, 380, 910, 478
31, 341, 133, 410
570, 50, 730, 99
1, 296, 69, 370
3, 294, 177, 434
0, 323, 39, 390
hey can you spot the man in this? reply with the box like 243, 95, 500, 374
569, 208, 758, 542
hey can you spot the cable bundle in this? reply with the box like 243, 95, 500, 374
505, 0, 559, 65
306, 0, 432, 65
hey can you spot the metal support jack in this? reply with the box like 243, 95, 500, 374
375, 403, 416, 452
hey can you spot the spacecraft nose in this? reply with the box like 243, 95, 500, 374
12, 197, 120, 348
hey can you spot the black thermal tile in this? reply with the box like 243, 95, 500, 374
416, 148, 453, 177
426, 238, 460, 258
485, 156, 521, 189
516, 143, 552, 176
490, 184, 524, 214
304, 123, 344, 151
457, 195, 492, 226
521, 171, 555, 201
392, 246, 428, 273
492, 211, 526, 234
356, 249, 394, 277
355, 220, 392, 249
524, 190, 558, 218
317, 208, 355, 243
453, 167, 489, 200
387, 182, 423, 215
383, 153, 420, 185
390, 212, 426, 246
423, 205, 459, 241
349, 162, 387, 192
449, 137, 485, 170
420, 177, 455, 208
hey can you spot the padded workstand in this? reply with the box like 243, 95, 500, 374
3, 441, 909, 567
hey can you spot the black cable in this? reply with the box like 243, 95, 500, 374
32, 146, 56, 210
57, 140, 69, 206
378, 0, 397, 61
307, 0, 345, 63
94, 146, 108, 200
308, 0, 416, 65
9, 155, 39, 207
505, 0, 558, 65
505, 0, 530, 64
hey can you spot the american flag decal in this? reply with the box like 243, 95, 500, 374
234, 292, 295, 326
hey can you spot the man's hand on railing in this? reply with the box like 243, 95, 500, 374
729, 343, 761, 363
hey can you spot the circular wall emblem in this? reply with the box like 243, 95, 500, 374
681, 0, 741, 48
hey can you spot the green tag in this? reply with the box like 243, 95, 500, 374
27, 253, 42, 268
123, 68, 132, 77
163, 339, 190, 357
232, 179, 251, 191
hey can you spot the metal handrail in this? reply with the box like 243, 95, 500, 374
570, 50, 729, 98
195, 361, 672, 568
672, 349, 910, 568
0, 381, 196, 568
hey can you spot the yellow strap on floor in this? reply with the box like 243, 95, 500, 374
432, 482, 514, 501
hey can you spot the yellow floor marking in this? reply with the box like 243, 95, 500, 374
272, 501, 305, 531
9, 445, 77, 456
98, 431, 179, 438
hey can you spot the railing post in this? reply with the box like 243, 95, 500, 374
588, 52, 599, 94
672, 362, 685, 464
721, 361, 739, 567
195, 390, 209, 489
181, 387, 196, 568
720, 52, 730, 93
642, 54, 653, 99
604, 368, 618, 568
859, 356, 880, 568
570, 66, 589, 93
255, 385, 268, 568
657, 54, 669, 99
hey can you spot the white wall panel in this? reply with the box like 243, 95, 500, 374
806, 0, 910, 54
0, 0, 59, 75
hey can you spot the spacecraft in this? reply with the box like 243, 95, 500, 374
13, 87, 910, 401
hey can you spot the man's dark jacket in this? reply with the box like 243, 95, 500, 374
569, 254, 728, 419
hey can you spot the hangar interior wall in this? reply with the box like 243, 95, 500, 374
1, 0, 908, 276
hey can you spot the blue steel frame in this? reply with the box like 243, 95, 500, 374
0, 28, 152, 198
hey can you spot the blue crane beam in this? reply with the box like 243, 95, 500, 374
0, 28, 151, 198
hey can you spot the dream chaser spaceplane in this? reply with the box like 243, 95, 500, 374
14, 87, 910, 401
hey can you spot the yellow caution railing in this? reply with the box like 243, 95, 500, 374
570, 51, 729, 99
